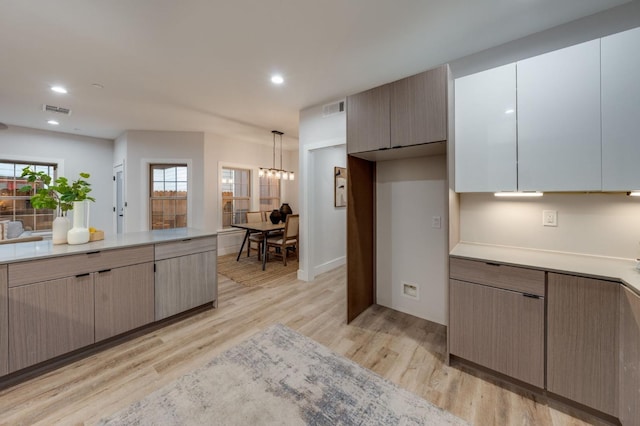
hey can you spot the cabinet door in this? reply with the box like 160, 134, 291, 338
94, 263, 154, 341
391, 65, 448, 147
602, 27, 640, 191
517, 40, 601, 191
547, 273, 618, 416
8, 275, 94, 372
155, 251, 216, 321
449, 279, 544, 387
454, 64, 517, 192
620, 287, 640, 426
346, 84, 390, 154
0, 265, 7, 376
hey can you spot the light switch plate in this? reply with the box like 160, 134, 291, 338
432, 216, 441, 229
543, 210, 557, 227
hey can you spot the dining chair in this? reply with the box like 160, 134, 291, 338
246, 211, 264, 259
266, 214, 299, 266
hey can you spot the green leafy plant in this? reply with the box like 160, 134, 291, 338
19, 167, 95, 214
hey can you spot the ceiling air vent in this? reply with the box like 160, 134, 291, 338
322, 100, 345, 117
42, 104, 72, 116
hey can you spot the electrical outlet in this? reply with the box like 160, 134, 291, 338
543, 210, 557, 227
431, 216, 441, 229
402, 282, 419, 299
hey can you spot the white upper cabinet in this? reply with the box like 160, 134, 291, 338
601, 27, 640, 191
455, 64, 517, 192
517, 40, 602, 191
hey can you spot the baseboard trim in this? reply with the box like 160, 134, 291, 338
313, 256, 346, 276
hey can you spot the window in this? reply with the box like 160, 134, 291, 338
150, 164, 187, 230
259, 174, 280, 212
221, 167, 250, 228
0, 161, 57, 232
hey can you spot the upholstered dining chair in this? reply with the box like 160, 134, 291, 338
266, 214, 299, 266
246, 211, 264, 259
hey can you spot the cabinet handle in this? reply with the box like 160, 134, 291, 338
98, 269, 111, 274
379, 147, 388, 150
485, 262, 501, 267
75, 273, 90, 278
181, 238, 192, 242
523, 293, 541, 299
86, 251, 101, 255
392, 145, 402, 149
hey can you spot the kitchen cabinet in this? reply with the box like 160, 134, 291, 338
601, 26, 640, 191
390, 65, 448, 147
517, 40, 601, 191
8, 275, 94, 372
346, 84, 390, 154
547, 273, 619, 416
454, 63, 517, 192
0, 265, 7, 376
154, 236, 217, 320
449, 258, 545, 387
94, 262, 154, 341
620, 286, 640, 426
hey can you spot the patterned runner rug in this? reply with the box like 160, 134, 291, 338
217, 252, 298, 286
97, 324, 467, 425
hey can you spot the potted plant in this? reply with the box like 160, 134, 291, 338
20, 168, 95, 244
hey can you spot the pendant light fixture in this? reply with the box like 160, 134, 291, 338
259, 130, 295, 180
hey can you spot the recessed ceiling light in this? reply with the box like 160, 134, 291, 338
51, 86, 68, 94
47, 120, 60, 125
271, 74, 284, 85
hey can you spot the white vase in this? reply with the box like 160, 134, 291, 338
67, 200, 90, 245
52, 215, 70, 245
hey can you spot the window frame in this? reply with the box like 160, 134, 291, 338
221, 166, 252, 229
149, 163, 188, 230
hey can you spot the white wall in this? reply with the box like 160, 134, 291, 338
120, 130, 205, 232
310, 145, 346, 276
298, 103, 347, 281
376, 155, 448, 325
204, 132, 299, 255
0, 125, 113, 233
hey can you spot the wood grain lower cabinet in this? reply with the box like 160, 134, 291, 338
155, 250, 217, 320
449, 279, 545, 387
94, 263, 154, 341
0, 265, 7, 376
8, 275, 94, 372
620, 286, 640, 426
547, 273, 619, 417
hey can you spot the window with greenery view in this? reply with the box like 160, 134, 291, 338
0, 161, 57, 231
221, 167, 250, 228
150, 164, 188, 230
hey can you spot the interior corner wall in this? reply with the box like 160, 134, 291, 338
376, 155, 448, 325
121, 130, 205, 233
0, 125, 114, 233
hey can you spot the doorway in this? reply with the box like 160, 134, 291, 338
114, 163, 125, 233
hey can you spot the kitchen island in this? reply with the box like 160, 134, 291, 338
0, 228, 217, 380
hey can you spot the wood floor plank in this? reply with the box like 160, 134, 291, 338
0, 264, 600, 425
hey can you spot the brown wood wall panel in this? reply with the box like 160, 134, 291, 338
8, 245, 154, 287
547, 273, 619, 417
154, 236, 217, 261
620, 287, 640, 426
346, 84, 390, 154
8, 275, 94, 372
94, 263, 155, 342
0, 265, 7, 376
449, 257, 545, 296
390, 65, 448, 147
449, 279, 545, 388
346, 155, 375, 323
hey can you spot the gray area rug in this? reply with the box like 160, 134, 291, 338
98, 324, 467, 425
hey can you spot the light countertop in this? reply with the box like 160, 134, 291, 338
0, 228, 217, 264
450, 242, 640, 295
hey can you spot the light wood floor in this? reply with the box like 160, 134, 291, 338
0, 265, 606, 425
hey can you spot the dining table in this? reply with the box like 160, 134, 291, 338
231, 221, 286, 270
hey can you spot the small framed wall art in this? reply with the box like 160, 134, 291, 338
334, 166, 347, 207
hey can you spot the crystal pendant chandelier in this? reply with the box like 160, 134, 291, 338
259, 130, 295, 180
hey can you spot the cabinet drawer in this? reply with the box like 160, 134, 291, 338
155, 236, 217, 260
8, 245, 154, 287
450, 257, 545, 296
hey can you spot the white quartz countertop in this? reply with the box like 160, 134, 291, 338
0, 228, 217, 264
450, 242, 640, 295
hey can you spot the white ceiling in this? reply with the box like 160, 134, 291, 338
0, 0, 631, 147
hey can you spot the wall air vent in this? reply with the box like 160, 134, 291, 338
322, 100, 345, 117
42, 104, 72, 116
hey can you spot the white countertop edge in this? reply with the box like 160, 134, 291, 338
450, 241, 640, 295
0, 228, 217, 264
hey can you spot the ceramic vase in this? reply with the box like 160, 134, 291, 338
269, 209, 281, 224
52, 214, 70, 245
67, 200, 90, 245
279, 203, 292, 223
